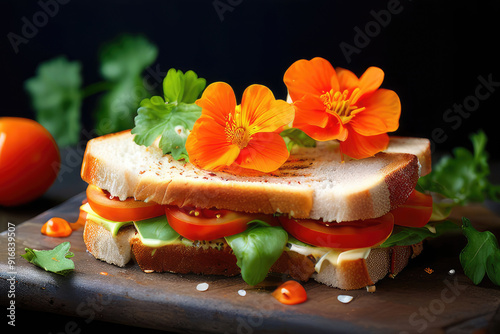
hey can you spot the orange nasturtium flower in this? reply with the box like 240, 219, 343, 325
284, 57, 401, 159
186, 82, 295, 174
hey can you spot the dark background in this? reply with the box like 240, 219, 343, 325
1, 0, 499, 158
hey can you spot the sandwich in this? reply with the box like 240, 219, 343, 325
79, 58, 435, 290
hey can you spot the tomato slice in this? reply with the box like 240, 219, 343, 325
272, 280, 307, 305
165, 206, 277, 241
86, 185, 165, 222
279, 213, 394, 249
391, 189, 433, 228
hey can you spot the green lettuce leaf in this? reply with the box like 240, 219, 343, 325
380, 221, 459, 248
131, 68, 206, 160
134, 216, 180, 248
460, 217, 500, 285
24, 56, 82, 147
225, 221, 288, 286
20, 242, 75, 276
94, 34, 158, 135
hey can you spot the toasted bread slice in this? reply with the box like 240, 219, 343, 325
81, 131, 430, 222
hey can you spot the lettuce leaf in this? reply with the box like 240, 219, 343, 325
20, 242, 75, 276
225, 221, 288, 285
460, 217, 500, 285
380, 221, 458, 248
132, 69, 206, 161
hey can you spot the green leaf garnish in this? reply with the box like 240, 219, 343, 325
460, 217, 500, 285
20, 242, 75, 276
380, 221, 459, 248
419, 130, 500, 206
225, 220, 288, 286
131, 68, 206, 160
280, 128, 316, 151
94, 34, 158, 135
24, 56, 82, 147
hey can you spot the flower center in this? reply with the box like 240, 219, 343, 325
225, 112, 251, 149
320, 88, 365, 123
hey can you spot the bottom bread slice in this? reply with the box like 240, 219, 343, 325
83, 219, 421, 290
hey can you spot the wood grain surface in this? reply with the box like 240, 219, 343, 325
1, 192, 500, 333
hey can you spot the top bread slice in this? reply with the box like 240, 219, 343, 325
81, 130, 431, 222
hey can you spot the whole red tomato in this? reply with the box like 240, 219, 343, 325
0, 117, 60, 206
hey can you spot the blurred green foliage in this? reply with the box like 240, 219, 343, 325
25, 34, 158, 147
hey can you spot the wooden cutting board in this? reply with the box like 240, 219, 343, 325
1, 192, 500, 333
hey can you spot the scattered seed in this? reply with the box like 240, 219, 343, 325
337, 295, 353, 304
366, 285, 376, 293
144, 270, 154, 273
196, 282, 209, 292
238, 289, 246, 297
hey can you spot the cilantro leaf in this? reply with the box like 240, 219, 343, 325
20, 242, 75, 276
94, 34, 158, 135
131, 68, 206, 161
225, 220, 288, 286
419, 131, 500, 206
280, 128, 316, 151
460, 217, 500, 285
380, 221, 459, 248
24, 56, 82, 147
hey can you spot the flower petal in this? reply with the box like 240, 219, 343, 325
235, 132, 290, 173
196, 82, 236, 126
298, 114, 348, 142
186, 118, 240, 170
336, 67, 359, 92
293, 94, 330, 128
359, 67, 385, 96
336, 66, 384, 100
351, 89, 401, 136
240, 85, 294, 133
340, 131, 389, 159
284, 57, 338, 102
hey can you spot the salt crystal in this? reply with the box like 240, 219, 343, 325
238, 289, 246, 297
337, 295, 353, 304
196, 283, 209, 292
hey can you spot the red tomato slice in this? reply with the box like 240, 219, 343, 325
165, 206, 278, 241
272, 280, 307, 305
86, 185, 165, 222
391, 189, 433, 228
279, 213, 394, 249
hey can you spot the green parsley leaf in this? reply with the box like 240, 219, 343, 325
225, 220, 288, 286
460, 217, 500, 285
20, 242, 75, 276
280, 128, 316, 151
419, 131, 500, 206
24, 56, 82, 147
131, 69, 206, 161
380, 221, 459, 248
94, 34, 158, 135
